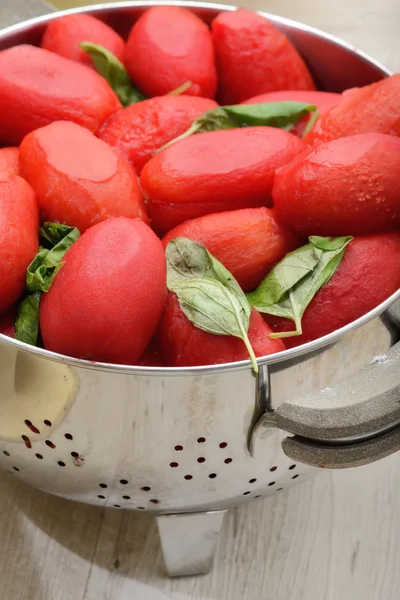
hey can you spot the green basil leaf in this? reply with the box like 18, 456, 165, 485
40, 222, 78, 246
80, 42, 146, 106
166, 237, 257, 371
248, 236, 353, 338
247, 244, 322, 308
223, 101, 317, 128
159, 108, 236, 151
302, 108, 320, 138
15, 292, 41, 346
310, 235, 352, 251
27, 225, 80, 293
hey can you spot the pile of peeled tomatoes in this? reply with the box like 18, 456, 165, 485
1, 7, 400, 369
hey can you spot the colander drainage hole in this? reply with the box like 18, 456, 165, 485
3, 450, 10, 457
174, 445, 184, 451
21, 435, 32, 449
197, 437, 206, 444
99, 483, 108, 489
24, 419, 40, 434
289, 464, 296, 470
255, 495, 262, 499
277, 488, 283, 491
45, 440, 56, 449
44, 420, 52, 427
13, 466, 20, 472
243, 491, 251, 496
150, 499, 159, 504
249, 478, 257, 484
65, 433, 73, 440
120, 479, 129, 485
137, 507, 145, 510
270, 466, 277, 472
114, 505, 121, 508
219, 442, 227, 448
141, 486, 151, 491
184, 475, 193, 480
122, 495, 131, 500
36, 453, 43, 460
224, 458, 232, 464
197, 457, 206, 463
170, 462, 179, 468
209, 473, 217, 479
58, 461, 66, 468
268, 481, 276, 487
292, 474, 299, 480
71, 452, 79, 458
98, 495, 105, 499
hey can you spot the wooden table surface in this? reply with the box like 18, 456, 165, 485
1, 1, 399, 599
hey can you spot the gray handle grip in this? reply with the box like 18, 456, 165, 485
275, 342, 400, 468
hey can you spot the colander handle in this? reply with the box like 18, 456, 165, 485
274, 341, 400, 468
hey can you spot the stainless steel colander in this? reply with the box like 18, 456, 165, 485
1, 1, 400, 578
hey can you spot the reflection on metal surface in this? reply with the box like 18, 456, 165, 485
0, 344, 78, 441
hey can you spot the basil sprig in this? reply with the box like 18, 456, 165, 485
27, 223, 80, 293
166, 237, 259, 372
247, 236, 353, 338
14, 223, 80, 346
160, 101, 317, 150
80, 42, 146, 106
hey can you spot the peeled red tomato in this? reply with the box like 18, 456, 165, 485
41, 14, 126, 67
99, 95, 218, 174
162, 207, 299, 292
273, 133, 400, 237
0, 177, 39, 315
212, 9, 315, 104
0, 45, 121, 144
265, 233, 400, 347
304, 74, 400, 146
141, 127, 305, 234
20, 120, 148, 233
158, 293, 285, 367
0, 148, 19, 180
125, 6, 217, 98
40, 218, 166, 364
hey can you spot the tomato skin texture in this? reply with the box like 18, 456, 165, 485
162, 207, 300, 292
0, 176, 39, 315
212, 9, 315, 105
125, 6, 217, 98
0, 147, 19, 180
273, 133, 400, 237
41, 14, 126, 67
0, 306, 16, 338
141, 127, 305, 234
40, 217, 166, 364
0, 45, 121, 144
304, 74, 400, 146
242, 90, 340, 137
264, 233, 400, 348
20, 121, 148, 233
99, 95, 218, 174
159, 293, 285, 367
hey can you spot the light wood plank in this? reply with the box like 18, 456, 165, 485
0, 1, 399, 600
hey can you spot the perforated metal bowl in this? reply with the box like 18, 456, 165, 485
0, 2, 399, 577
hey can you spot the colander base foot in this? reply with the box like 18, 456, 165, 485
156, 509, 227, 577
